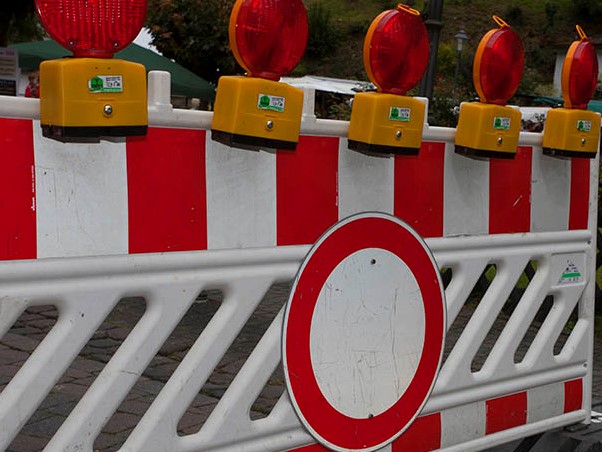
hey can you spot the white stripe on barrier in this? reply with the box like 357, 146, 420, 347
205, 136, 277, 250
337, 138, 394, 219
33, 121, 129, 258
527, 382, 564, 424
443, 143, 489, 236
440, 400, 486, 448
530, 149, 571, 232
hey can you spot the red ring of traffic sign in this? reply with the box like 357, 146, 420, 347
283, 213, 445, 451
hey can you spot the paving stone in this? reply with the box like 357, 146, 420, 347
107, 327, 134, 341
88, 353, 113, 364
88, 338, 121, 349
73, 375, 98, 387
64, 367, 92, 380
47, 400, 78, 416
1, 333, 40, 353
52, 382, 89, 398
69, 358, 105, 373
207, 370, 236, 386
134, 379, 164, 395
178, 412, 204, 435
189, 393, 220, 408
7, 327, 44, 336
117, 399, 152, 416
93, 430, 131, 451
91, 329, 109, 339
29, 319, 57, 330
7, 433, 48, 451
20, 415, 65, 437
102, 412, 140, 434
250, 409, 269, 420
39, 391, 79, 410
0, 364, 21, 378
201, 384, 226, 399
16, 313, 45, 323
142, 364, 176, 382
256, 383, 285, 401
177, 404, 217, 435
0, 349, 29, 365
26, 305, 58, 314
57, 374, 76, 384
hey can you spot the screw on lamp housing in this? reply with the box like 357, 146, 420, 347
36, 0, 148, 142
542, 25, 600, 159
347, 3, 430, 156
454, 16, 524, 159
210, 0, 308, 151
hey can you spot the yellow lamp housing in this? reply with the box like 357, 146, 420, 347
455, 102, 521, 159
542, 26, 600, 159
39, 58, 147, 141
456, 16, 524, 159
348, 92, 425, 155
211, 76, 303, 150
542, 108, 600, 158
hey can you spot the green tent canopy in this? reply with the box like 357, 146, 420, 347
10, 40, 215, 102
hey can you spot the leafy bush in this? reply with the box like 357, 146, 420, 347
306, 2, 342, 58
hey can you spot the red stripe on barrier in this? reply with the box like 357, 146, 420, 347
276, 136, 339, 246
394, 142, 445, 238
489, 146, 532, 234
392, 412, 441, 452
564, 378, 583, 413
0, 119, 36, 260
486, 392, 527, 434
569, 159, 590, 230
127, 128, 207, 253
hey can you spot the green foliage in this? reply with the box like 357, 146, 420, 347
147, 0, 237, 84
435, 42, 456, 78
306, 2, 342, 58
569, 0, 602, 21
504, 6, 524, 27
545, 2, 558, 28
0, 1, 44, 46
429, 76, 475, 127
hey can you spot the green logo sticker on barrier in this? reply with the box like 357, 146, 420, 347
493, 117, 511, 130
389, 107, 411, 122
577, 120, 592, 132
257, 93, 285, 112
88, 75, 123, 93
559, 259, 582, 285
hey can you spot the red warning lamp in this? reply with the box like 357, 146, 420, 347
455, 16, 524, 159
365, 4, 429, 96
563, 27, 598, 110
543, 26, 600, 158
348, 4, 430, 155
36, 0, 147, 58
230, 0, 308, 81
36, 0, 148, 141
474, 19, 524, 105
211, 0, 308, 150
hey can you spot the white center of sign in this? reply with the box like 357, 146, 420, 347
309, 248, 426, 419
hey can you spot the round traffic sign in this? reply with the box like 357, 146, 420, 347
283, 213, 445, 452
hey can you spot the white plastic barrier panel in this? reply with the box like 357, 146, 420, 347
0, 72, 597, 451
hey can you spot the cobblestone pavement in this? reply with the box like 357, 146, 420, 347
0, 282, 598, 451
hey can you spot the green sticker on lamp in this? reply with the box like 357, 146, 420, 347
493, 117, 511, 130
257, 93, 285, 112
577, 120, 592, 132
88, 75, 123, 93
389, 107, 411, 122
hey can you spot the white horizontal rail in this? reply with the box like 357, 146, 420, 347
0, 71, 548, 147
